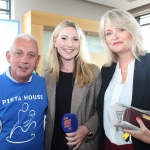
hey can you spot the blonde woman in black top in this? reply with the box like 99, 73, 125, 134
43, 20, 101, 150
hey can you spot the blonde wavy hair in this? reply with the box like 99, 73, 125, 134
99, 9, 147, 67
43, 20, 97, 87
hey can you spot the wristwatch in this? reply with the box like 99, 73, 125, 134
87, 131, 92, 136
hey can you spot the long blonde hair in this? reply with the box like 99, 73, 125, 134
43, 20, 97, 87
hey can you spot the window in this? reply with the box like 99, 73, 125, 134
0, 19, 20, 74
140, 14, 150, 26
0, 0, 11, 19
136, 14, 150, 51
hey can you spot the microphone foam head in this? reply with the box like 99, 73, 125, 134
61, 113, 78, 133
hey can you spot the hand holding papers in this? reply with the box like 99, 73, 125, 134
108, 103, 139, 130
109, 103, 150, 130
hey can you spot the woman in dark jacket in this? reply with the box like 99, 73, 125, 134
97, 9, 150, 150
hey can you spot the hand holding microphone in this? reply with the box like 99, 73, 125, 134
61, 113, 78, 150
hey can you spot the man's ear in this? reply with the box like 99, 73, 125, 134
6, 51, 11, 63
35, 55, 41, 67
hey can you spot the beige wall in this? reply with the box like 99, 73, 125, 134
12, 0, 150, 22
12, 0, 113, 22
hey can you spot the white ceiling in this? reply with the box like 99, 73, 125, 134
86, 0, 150, 10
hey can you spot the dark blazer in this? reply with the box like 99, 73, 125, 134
44, 66, 102, 150
97, 53, 150, 150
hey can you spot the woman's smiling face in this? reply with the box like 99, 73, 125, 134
53, 26, 80, 63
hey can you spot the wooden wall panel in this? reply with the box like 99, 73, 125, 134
25, 10, 99, 34
31, 24, 44, 74
91, 53, 106, 68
